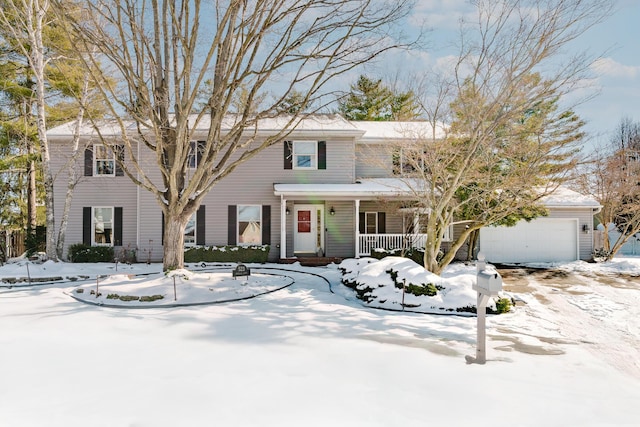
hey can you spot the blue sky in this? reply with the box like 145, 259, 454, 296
357, 0, 639, 151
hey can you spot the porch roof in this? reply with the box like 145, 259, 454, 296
273, 178, 422, 200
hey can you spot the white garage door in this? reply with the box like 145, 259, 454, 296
480, 218, 578, 263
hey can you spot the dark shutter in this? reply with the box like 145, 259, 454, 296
115, 145, 124, 176
228, 205, 237, 245
196, 205, 206, 245
359, 212, 365, 234
161, 212, 164, 245
378, 212, 386, 234
84, 147, 93, 176
262, 205, 271, 245
197, 141, 205, 166
318, 141, 326, 170
83, 207, 91, 245
114, 207, 123, 246
284, 141, 292, 169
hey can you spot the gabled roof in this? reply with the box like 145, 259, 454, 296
540, 187, 601, 208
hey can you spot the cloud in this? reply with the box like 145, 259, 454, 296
409, 0, 475, 30
591, 57, 640, 79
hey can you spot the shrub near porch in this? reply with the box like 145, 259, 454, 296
339, 257, 510, 314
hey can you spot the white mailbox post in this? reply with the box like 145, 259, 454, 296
467, 253, 502, 365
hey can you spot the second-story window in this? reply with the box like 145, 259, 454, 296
94, 144, 114, 176
293, 141, 317, 169
187, 141, 205, 169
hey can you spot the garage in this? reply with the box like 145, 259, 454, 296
479, 218, 579, 263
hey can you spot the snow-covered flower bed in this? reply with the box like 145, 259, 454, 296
71, 269, 293, 307
339, 257, 510, 314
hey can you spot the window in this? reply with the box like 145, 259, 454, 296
284, 141, 326, 170
359, 211, 385, 235
94, 144, 115, 175
93, 207, 114, 246
293, 141, 317, 169
187, 141, 205, 169
237, 205, 261, 244
365, 212, 378, 234
393, 147, 425, 176
184, 213, 196, 247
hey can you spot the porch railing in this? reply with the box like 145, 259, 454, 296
358, 233, 427, 257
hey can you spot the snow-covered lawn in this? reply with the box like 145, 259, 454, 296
0, 257, 639, 426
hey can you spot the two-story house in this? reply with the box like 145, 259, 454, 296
47, 114, 600, 264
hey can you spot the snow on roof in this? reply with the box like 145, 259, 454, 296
273, 178, 422, 198
350, 120, 447, 142
47, 115, 452, 142
540, 186, 601, 208
47, 120, 131, 138
47, 114, 363, 138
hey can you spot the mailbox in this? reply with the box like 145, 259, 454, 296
473, 268, 502, 295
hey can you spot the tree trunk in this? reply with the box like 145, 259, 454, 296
162, 213, 188, 271
29, 0, 57, 261
423, 215, 442, 274
466, 229, 479, 262
56, 71, 89, 259
27, 158, 37, 236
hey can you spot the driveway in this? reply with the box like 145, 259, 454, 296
496, 266, 640, 380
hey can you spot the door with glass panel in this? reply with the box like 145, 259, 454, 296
294, 205, 324, 254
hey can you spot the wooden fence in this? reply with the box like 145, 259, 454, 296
0, 229, 25, 262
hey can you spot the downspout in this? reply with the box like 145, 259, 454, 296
280, 195, 287, 259
355, 199, 360, 258
136, 139, 140, 252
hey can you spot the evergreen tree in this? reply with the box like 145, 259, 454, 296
339, 75, 419, 121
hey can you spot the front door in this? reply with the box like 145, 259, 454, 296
294, 205, 324, 254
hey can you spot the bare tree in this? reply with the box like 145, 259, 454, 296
389, 0, 610, 274
64, 0, 416, 270
577, 118, 640, 260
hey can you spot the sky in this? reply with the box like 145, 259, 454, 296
358, 0, 640, 152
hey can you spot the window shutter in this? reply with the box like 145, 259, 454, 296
84, 147, 93, 176
114, 207, 123, 246
228, 205, 237, 245
284, 141, 292, 169
197, 141, 205, 167
161, 213, 164, 245
378, 212, 386, 234
115, 145, 125, 176
318, 141, 326, 170
196, 205, 206, 245
262, 205, 271, 245
83, 207, 91, 245
359, 212, 365, 234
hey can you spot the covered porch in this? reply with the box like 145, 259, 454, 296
273, 179, 427, 259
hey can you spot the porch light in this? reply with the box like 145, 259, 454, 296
286, 207, 290, 215
582, 224, 589, 233
329, 206, 335, 215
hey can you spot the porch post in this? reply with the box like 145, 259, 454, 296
355, 199, 360, 258
280, 196, 287, 259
